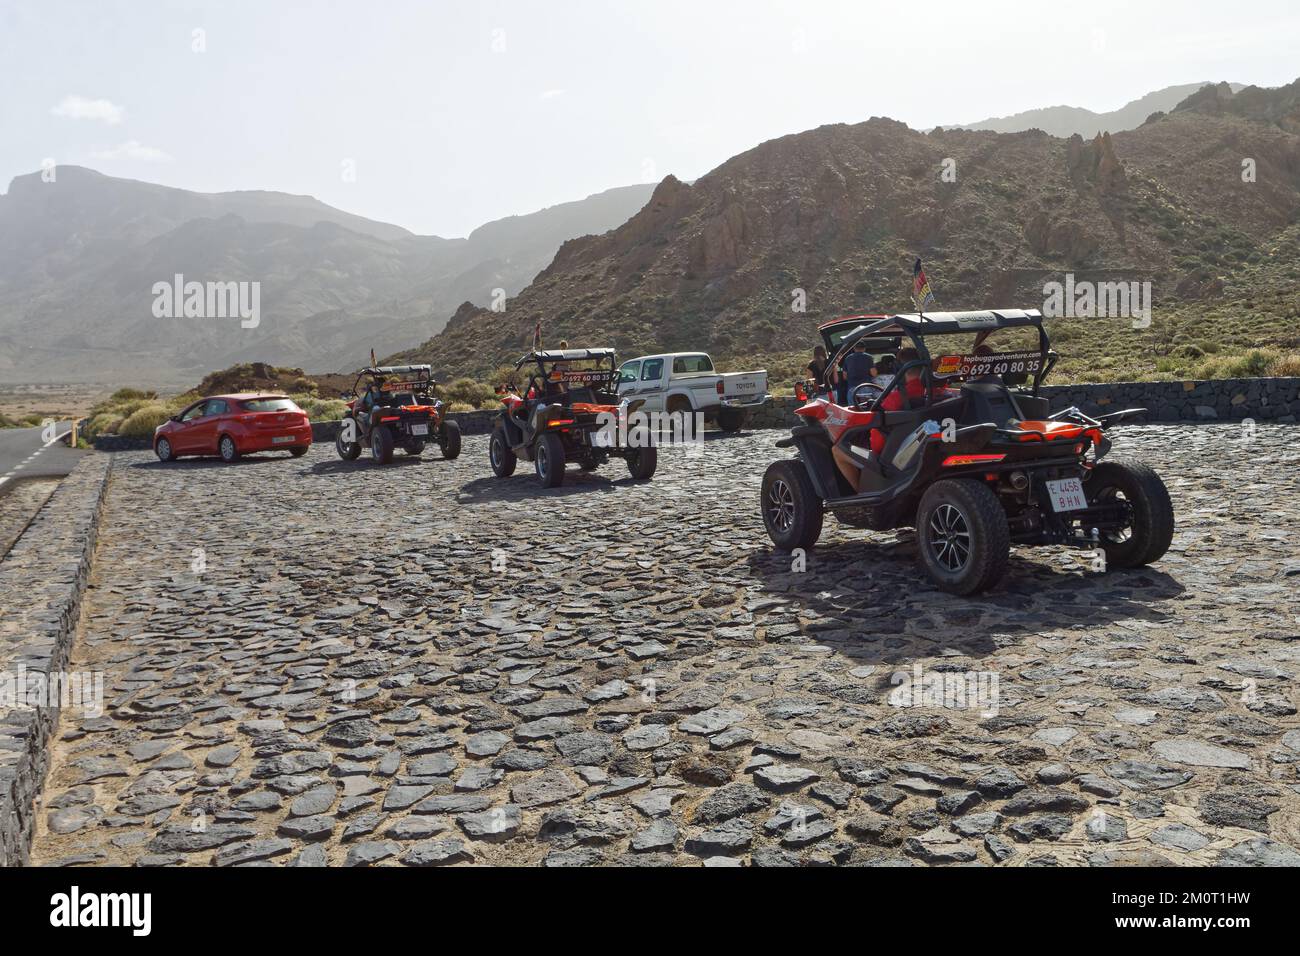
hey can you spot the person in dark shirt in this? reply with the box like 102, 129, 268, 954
806, 346, 830, 394
842, 343, 874, 404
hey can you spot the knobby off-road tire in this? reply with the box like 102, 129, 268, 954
219, 435, 240, 463
489, 426, 516, 477
717, 406, 746, 433
760, 459, 823, 551
625, 446, 658, 480
535, 432, 566, 488
916, 478, 1009, 595
336, 420, 362, 461
155, 437, 175, 462
440, 420, 462, 460
370, 425, 394, 465
1086, 459, 1174, 568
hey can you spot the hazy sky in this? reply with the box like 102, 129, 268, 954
3, 0, 1297, 237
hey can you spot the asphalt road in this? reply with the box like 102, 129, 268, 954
0, 423, 85, 496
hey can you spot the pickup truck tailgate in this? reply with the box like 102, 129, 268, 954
719, 370, 767, 403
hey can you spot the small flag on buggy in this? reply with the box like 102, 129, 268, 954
533, 320, 542, 351
912, 258, 936, 312
370, 348, 377, 368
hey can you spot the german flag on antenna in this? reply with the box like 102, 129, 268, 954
912, 258, 936, 312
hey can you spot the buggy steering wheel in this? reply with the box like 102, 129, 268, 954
851, 382, 884, 408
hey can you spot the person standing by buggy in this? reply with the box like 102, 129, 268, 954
806, 346, 832, 396
843, 341, 874, 403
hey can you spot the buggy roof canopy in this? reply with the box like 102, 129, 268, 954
833, 308, 1044, 345
519, 347, 616, 366
363, 364, 431, 376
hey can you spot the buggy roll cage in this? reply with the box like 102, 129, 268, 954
348, 364, 436, 401
506, 348, 621, 398
823, 309, 1057, 411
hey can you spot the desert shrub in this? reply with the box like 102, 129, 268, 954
118, 404, 173, 439
439, 377, 496, 409
295, 396, 348, 421
447, 401, 477, 413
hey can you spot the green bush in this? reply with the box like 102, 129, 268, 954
439, 377, 497, 409
295, 396, 348, 421
118, 404, 173, 440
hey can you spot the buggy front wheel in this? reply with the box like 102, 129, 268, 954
625, 446, 657, 481
489, 426, 516, 477
760, 459, 823, 551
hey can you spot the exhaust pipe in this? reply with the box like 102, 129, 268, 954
1008, 471, 1029, 491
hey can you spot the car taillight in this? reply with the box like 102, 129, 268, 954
942, 454, 1007, 467
716, 381, 724, 394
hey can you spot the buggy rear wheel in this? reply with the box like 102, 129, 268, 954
439, 419, 462, 460
489, 426, 516, 477
370, 424, 394, 464
535, 432, 565, 487
1085, 459, 1174, 568
916, 479, 1009, 595
760, 459, 823, 551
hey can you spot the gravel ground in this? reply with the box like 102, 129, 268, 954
29, 424, 1300, 867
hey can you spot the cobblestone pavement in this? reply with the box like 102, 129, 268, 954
29, 425, 1300, 866
0, 478, 58, 560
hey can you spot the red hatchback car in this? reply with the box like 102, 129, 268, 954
154, 394, 312, 462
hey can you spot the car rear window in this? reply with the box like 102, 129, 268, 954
241, 398, 300, 412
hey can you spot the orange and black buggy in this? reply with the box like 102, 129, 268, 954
761, 308, 1174, 594
490, 347, 657, 488
336, 364, 461, 464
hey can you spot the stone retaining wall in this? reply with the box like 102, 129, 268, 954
743, 376, 1300, 430
0, 454, 112, 866
91, 377, 1300, 451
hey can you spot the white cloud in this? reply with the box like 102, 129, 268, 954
90, 140, 173, 162
52, 95, 125, 125
539, 89, 565, 100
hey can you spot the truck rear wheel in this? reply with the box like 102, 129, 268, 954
760, 459, 823, 551
1086, 459, 1174, 568
625, 446, 657, 480
717, 406, 746, 433
916, 479, 1009, 595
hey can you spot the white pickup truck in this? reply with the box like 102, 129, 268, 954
616, 352, 768, 432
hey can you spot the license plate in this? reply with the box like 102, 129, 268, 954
411, 424, 428, 436
272, 435, 294, 444
1047, 477, 1087, 513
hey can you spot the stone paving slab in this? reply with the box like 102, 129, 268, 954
26, 425, 1300, 866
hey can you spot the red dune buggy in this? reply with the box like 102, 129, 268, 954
336, 364, 461, 464
761, 309, 1174, 594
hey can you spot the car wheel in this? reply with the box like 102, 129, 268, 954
440, 419, 462, 460
404, 441, 425, 456
489, 425, 517, 477
625, 446, 657, 480
718, 406, 746, 433
370, 424, 394, 464
219, 435, 240, 463
155, 437, 175, 462
336, 420, 362, 460
1085, 459, 1174, 568
290, 446, 308, 458
760, 459, 823, 551
535, 432, 566, 488
916, 479, 1009, 595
